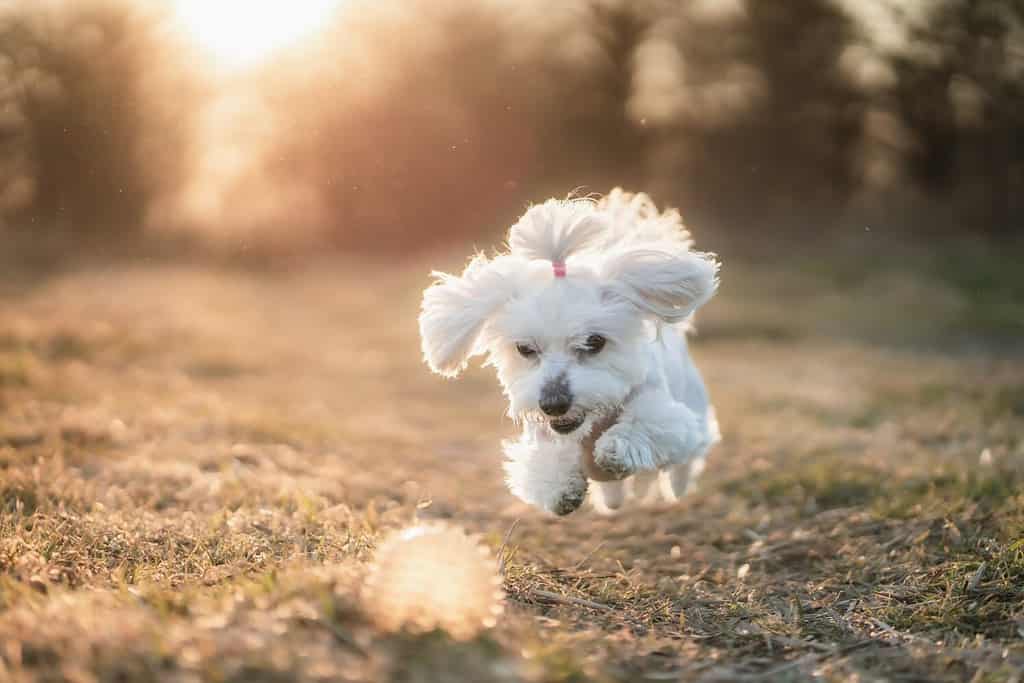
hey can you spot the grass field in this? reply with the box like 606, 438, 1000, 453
1, 241, 1023, 682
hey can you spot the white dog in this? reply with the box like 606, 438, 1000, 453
419, 189, 720, 515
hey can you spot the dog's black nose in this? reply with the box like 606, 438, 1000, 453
539, 376, 572, 416
540, 394, 571, 416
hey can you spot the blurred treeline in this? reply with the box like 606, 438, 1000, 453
1, 0, 1021, 255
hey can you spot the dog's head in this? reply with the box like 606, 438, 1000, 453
419, 192, 718, 437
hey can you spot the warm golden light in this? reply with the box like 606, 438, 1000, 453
172, 0, 342, 68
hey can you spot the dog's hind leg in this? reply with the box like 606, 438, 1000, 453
660, 407, 717, 501
660, 457, 703, 501
591, 480, 626, 513
630, 470, 660, 504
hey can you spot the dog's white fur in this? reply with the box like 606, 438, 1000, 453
419, 189, 720, 515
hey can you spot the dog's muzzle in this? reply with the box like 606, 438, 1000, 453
540, 374, 580, 433
549, 414, 585, 435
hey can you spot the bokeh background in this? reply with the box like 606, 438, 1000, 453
1, 0, 1021, 258
3, 3, 1024, 681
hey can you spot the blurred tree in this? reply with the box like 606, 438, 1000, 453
891, 0, 1024, 235
0, 3, 151, 237
0, 0, 1021, 252
626, 0, 863, 235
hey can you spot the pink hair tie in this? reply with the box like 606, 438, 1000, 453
552, 260, 567, 278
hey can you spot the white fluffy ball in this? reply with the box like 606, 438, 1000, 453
362, 523, 504, 640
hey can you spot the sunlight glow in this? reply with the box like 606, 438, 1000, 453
172, 0, 342, 68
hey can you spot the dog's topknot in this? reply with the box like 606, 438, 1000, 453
595, 189, 694, 251
507, 199, 607, 264
508, 191, 696, 268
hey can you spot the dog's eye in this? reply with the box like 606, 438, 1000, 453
516, 343, 537, 359
583, 334, 606, 354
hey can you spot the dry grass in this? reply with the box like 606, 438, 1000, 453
0, 243, 1022, 682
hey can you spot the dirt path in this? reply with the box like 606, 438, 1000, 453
1, 255, 1022, 681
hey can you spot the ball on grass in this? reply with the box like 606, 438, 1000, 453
362, 523, 504, 640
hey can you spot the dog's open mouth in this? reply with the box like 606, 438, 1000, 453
549, 415, 585, 434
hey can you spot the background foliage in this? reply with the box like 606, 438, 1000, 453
1, 0, 1020, 254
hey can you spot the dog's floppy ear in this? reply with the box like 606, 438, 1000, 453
419, 254, 515, 377
601, 248, 719, 323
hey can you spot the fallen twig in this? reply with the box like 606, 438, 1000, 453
572, 540, 607, 570
880, 533, 909, 550
966, 561, 987, 593
741, 622, 832, 653
763, 632, 833, 653
822, 605, 852, 633
528, 588, 613, 612
867, 617, 925, 645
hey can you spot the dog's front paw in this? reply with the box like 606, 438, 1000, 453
549, 478, 588, 516
593, 429, 645, 479
504, 436, 589, 516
